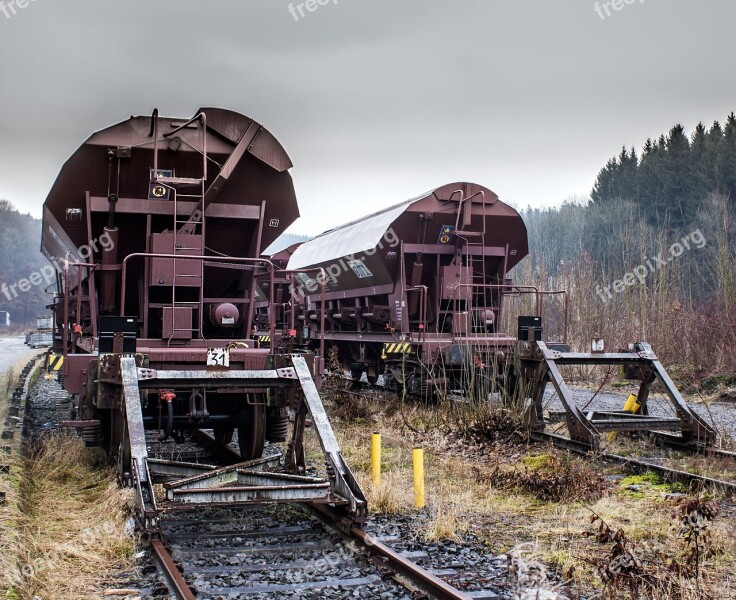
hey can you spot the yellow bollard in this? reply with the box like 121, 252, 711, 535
371, 432, 381, 488
413, 448, 425, 509
623, 393, 636, 413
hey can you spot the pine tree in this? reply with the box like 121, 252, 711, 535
662, 124, 693, 228
705, 121, 725, 192
723, 112, 736, 201
690, 122, 710, 198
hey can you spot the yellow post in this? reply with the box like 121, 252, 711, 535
413, 448, 425, 509
371, 432, 381, 488
623, 393, 636, 413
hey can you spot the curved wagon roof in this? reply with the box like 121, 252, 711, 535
288, 182, 528, 271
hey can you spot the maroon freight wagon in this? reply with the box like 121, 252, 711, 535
43, 108, 365, 529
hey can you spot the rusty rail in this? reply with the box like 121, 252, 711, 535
310, 504, 472, 600
150, 538, 196, 600
532, 431, 736, 493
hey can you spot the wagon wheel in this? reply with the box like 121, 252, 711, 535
212, 425, 234, 450
350, 363, 364, 388
389, 360, 438, 401
237, 395, 266, 461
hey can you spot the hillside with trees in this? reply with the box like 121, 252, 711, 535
515, 114, 736, 377
0, 200, 50, 328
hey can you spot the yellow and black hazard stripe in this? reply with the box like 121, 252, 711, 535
381, 342, 412, 360
252, 335, 271, 348
47, 353, 64, 371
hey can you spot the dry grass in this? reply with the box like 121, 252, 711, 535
0, 458, 26, 599
357, 469, 414, 515
482, 449, 612, 503
324, 391, 736, 598
0, 356, 43, 600
5, 435, 135, 599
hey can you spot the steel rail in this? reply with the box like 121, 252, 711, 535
310, 504, 472, 600
532, 431, 736, 493
150, 537, 196, 600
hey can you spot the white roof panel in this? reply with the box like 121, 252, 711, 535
287, 201, 412, 270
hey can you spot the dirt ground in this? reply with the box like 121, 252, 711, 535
314, 388, 736, 599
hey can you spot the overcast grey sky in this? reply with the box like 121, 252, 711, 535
0, 0, 734, 234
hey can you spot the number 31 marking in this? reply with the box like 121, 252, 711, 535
207, 348, 230, 367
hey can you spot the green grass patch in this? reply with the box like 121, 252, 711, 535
618, 471, 687, 494
619, 471, 661, 487
522, 453, 551, 470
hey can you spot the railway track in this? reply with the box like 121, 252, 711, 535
531, 431, 736, 494
145, 435, 499, 600
150, 503, 478, 600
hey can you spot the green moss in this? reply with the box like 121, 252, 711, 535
619, 489, 645, 499
652, 481, 687, 493
522, 454, 551, 470
546, 550, 571, 568
619, 471, 661, 487
27, 366, 42, 392
617, 471, 689, 495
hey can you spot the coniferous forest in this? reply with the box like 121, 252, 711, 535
517, 113, 736, 377
0, 200, 48, 327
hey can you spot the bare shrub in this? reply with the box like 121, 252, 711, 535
583, 497, 723, 599
482, 449, 611, 503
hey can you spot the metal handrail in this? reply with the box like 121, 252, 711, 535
448, 283, 569, 344
120, 253, 276, 348
449, 283, 540, 342
272, 267, 328, 363
62, 261, 98, 360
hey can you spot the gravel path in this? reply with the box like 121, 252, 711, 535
543, 384, 736, 440
0, 336, 40, 376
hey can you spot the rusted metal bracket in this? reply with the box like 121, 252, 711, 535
291, 354, 367, 521
136, 355, 366, 519
147, 458, 218, 483
136, 367, 298, 388
121, 356, 159, 531
530, 341, 716, 450
161, 455, 335, 505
